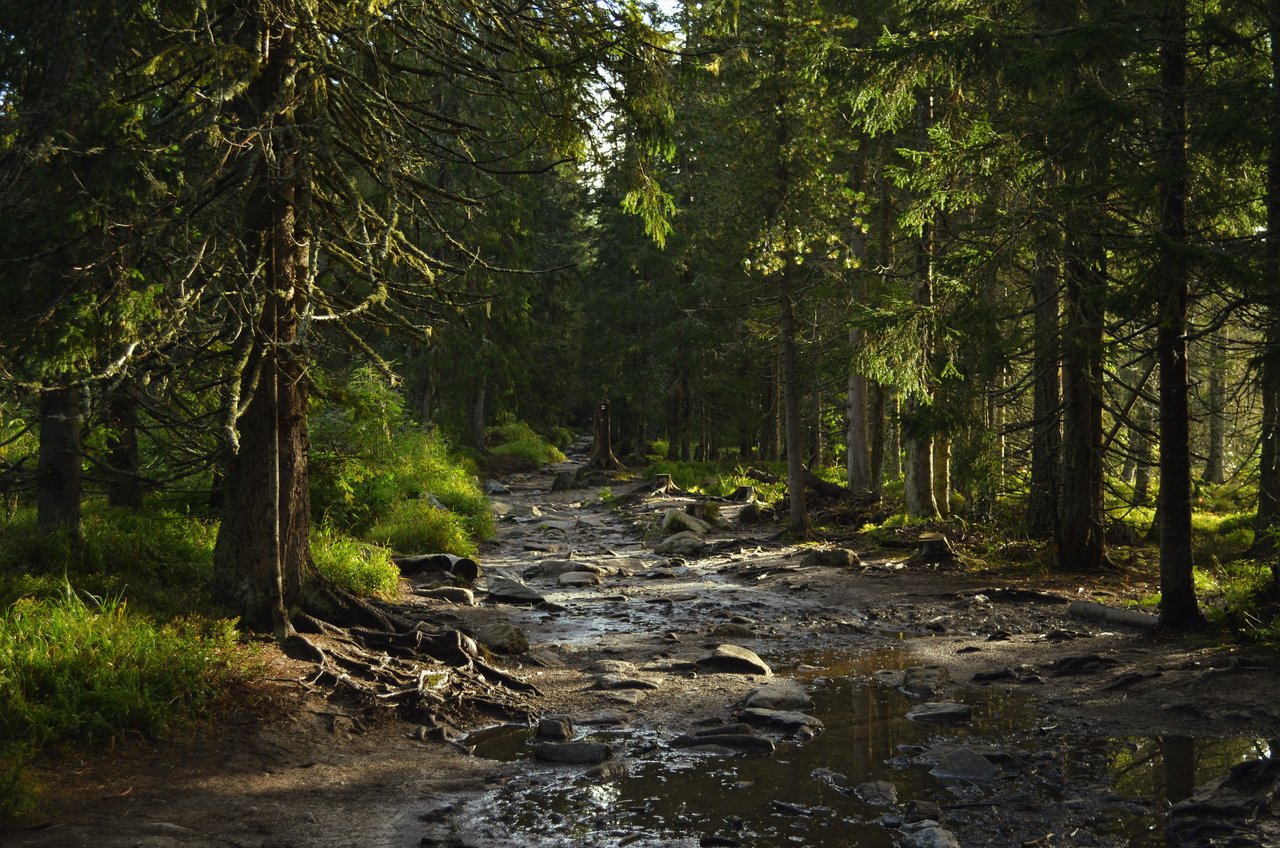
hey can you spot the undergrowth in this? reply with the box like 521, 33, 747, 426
487, 420, 567, 467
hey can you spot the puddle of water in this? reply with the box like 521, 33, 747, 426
451, 650, 1272, 848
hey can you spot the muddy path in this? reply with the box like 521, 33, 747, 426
7, 450, 1280, 848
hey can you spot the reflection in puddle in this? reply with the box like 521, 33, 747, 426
454, 651, 1270, 848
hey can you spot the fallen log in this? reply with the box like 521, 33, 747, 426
1067, 600, 1159, 630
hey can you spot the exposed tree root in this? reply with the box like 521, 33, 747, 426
281, 591, 538, 725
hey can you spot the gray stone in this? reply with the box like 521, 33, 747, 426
486, 576, 546, 605
739, 707, 823, 733
533, 742, 613, 764
710, 623, 756, 639
697, 644, 772, 676
510, 503, 543, 519
930, 747, 999, 780
523, 559, 595, 579
415, 587, 476, 605
671, 733, 775, 753
906, 702, 972, 724
559, 571, 603, 587
654, 531, 707, 556
902, 666, 950, 698
903, 823, 962, 848
490, 500, 512, 517
580, 711, 629, 727
855, 780, 898, 806
905, 800, 944, 823
537, 716, 573, 740
585, 659, 638, 675
741, 680, 813, 712
662, 508, 713, 535
584, 760, 629, 781
483, 479, 511, 495
604, 690, 646, 706
473, 622, 528, 654
592, 673, 661, 691
803, 547, 862, 568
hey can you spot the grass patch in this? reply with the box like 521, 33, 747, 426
646, 459, 789, 504
0, 588, 239, 816
487, 421, 567, 467
310, 530, 400, 598
366, 499, 477, 558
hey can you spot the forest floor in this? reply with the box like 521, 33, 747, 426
6, 451, 1280, 848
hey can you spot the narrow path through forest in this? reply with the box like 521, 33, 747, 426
7, 446, 1280, 848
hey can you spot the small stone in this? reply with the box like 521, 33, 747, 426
662, 509, 713, 535
855, 780, 898, 807
559, 571, 603, 587
585, 659, 638, 675
486, 576, 546, 605
604, 690, 646, 706
483, 479, 511, 495
803, 548, 862, 568
906, 702, 972, 724
473, 622, 529, 654
739, 707, 823, 734
905, 800, 944, 823
415, 587, 476, 605
697, 644, 772, 676
741, 680, 813, 712
671, 733, 776, 754
537, 716, 573, 740
902, 823, 962, 848
534, 742, 613, 764
592, 673, 661, 691
711, 623, 756, 639
902, 666, 950, 698
655, 531, 707, 556
584, 760, 629, 781
930, 747, 999, 780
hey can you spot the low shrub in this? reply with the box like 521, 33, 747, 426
366, 499, 476, 557
487, 421, 567, 467
310, 530, 400, 598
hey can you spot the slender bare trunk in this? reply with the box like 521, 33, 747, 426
36, 386, 82, 542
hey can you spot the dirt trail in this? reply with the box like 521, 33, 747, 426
6, 453, 1280, 847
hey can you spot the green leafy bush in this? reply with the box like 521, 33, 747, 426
310, 530, 400, 598
487, 420, 566, 466
310, 367, 494, 547
366, 499, 477, 557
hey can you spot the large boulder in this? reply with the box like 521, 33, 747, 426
655, 531, 707, 556
740, 680, 813, 711
661, 509, 712, 536
472, 622, 529, 654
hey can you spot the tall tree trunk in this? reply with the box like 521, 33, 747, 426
932, 437, 951, 518
868, 381, 885, 499
781, 257, 808, 535
1027, 220, 1061, 537
1057, 225, 1107, 571
885, 388, 901, 480
904, 93, 937, 520
846, 328, 871, 492
105, 386, 143, 510
213, 14, 306, 633
471, 378, 487, 452
1256, 0, 1280, 565
1201, 333, 1226, 485
36, 386, 82, 542
1155, 0, 1204, 630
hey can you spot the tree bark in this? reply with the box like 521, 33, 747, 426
1201, 333, 1227, 485
780, 256, 808, 535
1255, 0, 1280, 566
1057, 222, 1107, 571
932, 437, 951, 518
1027, 212, 1060, 537
903, 400, 937, 519
587, 400, 624, 470
846, 329, 871, 492
868, 381, 885, 499
105, 385, 143, 510
212, 13, 307, 633
1155, 0, 1204, 630
36, 386, 82, 542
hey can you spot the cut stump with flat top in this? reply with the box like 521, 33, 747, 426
907, 532, 958, 566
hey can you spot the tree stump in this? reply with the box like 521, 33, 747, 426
586, 401, 624, 470
907, 532, 958, 566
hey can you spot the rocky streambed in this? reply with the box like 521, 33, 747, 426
8, 451, 1280, 848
